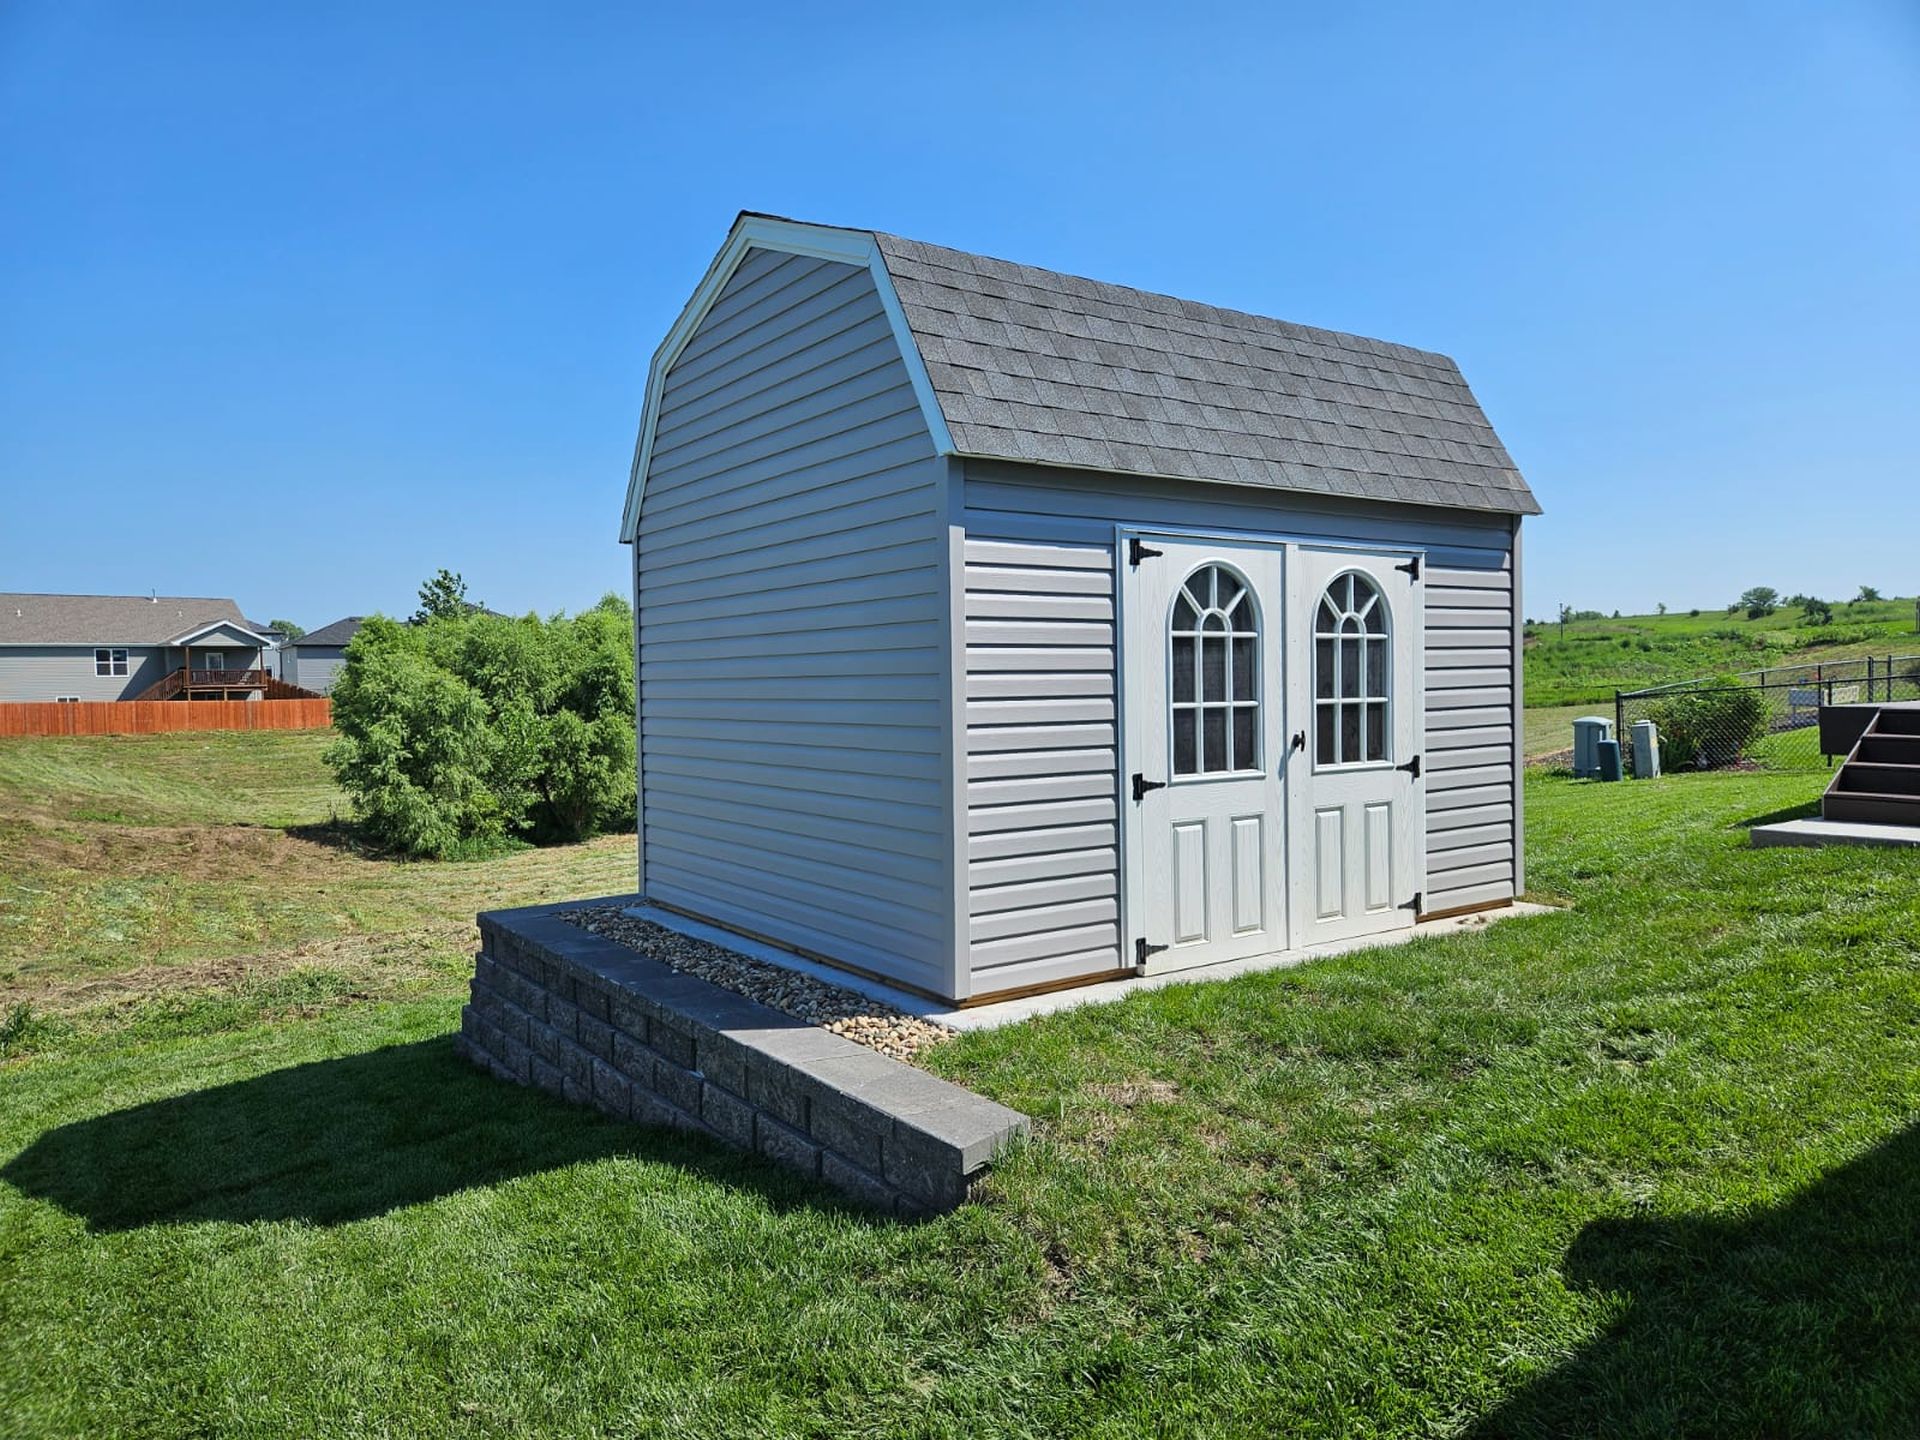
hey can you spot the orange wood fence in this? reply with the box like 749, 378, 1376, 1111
0, 699, 332, 738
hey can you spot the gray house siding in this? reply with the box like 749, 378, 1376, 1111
959, 459, 1521, 984
634, 247, 953, 997
286, 646, 348, 695
0, 645, 171, 701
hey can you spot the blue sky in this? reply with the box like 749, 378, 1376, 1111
3, 1, 1915, 628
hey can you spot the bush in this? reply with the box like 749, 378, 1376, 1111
1647, 678, 1768, 770
325, 596, 635, 857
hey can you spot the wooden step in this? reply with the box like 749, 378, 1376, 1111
1870, 708, 1920, 737
1856, 734, 1920, 766
1832, 763, 1920, 798
1824, 791, 1920, 826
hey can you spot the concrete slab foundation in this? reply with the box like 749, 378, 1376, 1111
1751, 817, 1920, 850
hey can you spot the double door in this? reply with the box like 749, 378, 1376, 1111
1123, 534, 1424, 973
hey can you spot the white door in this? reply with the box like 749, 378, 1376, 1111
1288, 548, 1425, 945
1124, 538, 1288, 972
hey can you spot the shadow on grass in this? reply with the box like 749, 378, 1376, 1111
1736, 797, 1823, 829
1471, 1122, 1920, 1438
2, 1036, 873, 1230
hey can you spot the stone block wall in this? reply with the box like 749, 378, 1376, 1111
457, 901, 1029, 1215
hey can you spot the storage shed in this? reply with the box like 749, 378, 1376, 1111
621, 214, 1540, 1006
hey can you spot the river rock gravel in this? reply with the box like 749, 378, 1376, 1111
560, 905, 953, 1063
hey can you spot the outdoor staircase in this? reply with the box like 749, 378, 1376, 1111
1823, 706, 1920, 827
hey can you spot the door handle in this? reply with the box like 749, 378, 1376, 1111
1398, 755, 1422, 779
1291, 731, 1306, 752
1131, 773, 1167, 802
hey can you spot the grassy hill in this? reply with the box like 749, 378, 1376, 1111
1524, 597, 1919, 708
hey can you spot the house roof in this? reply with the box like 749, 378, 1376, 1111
621, 214, 1539, 540
291, 616, 366, 648
167, 618, 273, 647
0, 593, 255, 647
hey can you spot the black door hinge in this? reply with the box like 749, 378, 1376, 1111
1398, 754, 1422, 779
1129, 537, 1164, 567
1131, 772, 1168, 802
1396, 556, 1422, 580
1135, 937, 1169, 967
1402, 892, 1423, 913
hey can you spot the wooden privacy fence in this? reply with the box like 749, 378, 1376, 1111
0, 698, 332, 738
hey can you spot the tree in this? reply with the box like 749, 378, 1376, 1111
1802, 596, 1834, 625
268, 618, 306, 640
324, 597, 635, 857
1656, 602, 1667, 616
323, 618, 503, 856
1737, 586, 1779, 619
1857, 585, 1883, 603
413, 569, 477, 624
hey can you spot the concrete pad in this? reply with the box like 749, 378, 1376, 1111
1751, 817, 1920, 850
621, 899, 1561, 1033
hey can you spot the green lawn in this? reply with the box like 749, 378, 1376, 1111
2, 741, 1918, 1436
1524, 598, 1918, 707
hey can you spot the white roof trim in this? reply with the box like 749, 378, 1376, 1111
618, 215, 955, 543
168, 619, 273, 647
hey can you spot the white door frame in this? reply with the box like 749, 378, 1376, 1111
1116, 523, 1427, 974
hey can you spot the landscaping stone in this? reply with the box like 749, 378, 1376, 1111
459, 898, 1030, 1213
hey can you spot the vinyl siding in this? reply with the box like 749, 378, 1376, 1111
635, 247, 951, 996
0, 645, 170, 701
963, 538, 1125, 994
286, 646, 348, 695
962, 459, 1521, 926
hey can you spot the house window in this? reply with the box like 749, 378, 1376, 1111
55, 695, 80, 703
202, 651, 226, 671
1170, 563, 1260, 776
95, 648, 128, 677
1314, 572, 1391, 766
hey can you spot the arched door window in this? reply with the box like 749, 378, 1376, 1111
1170, 564, 1259, 775
1314, 572, 1391, 765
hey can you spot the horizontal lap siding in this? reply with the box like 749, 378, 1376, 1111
964, 537, 1125, 993
637, 248, 950, 995
964, 459, 1521, 921
1423, 563, 1518, 911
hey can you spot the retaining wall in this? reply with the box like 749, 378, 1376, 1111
458, 900, 1029, 1214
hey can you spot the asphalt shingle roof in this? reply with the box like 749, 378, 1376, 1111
869, 232, 1539, 516
0, 593, 253, 647
292, 616, 366, 648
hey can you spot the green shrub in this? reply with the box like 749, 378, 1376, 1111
324, 595, 635, 857
1647, 678, 1768, 770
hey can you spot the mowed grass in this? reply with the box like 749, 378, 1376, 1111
2, 737, 1918, 1436
0, 731, 630, 1048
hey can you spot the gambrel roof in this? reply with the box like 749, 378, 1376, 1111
621, 214, 1538, 539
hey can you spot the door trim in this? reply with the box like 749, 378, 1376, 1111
1115, 524, 1426, 974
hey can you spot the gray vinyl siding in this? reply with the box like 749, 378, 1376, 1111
286, 646, 348, 695
963, 537, 1124, 994
961, 458, 1521, 926
0, 645, 170, 701
634, 247, 951, 997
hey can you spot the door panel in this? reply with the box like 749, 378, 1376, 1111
1125, 538, 1287, 971
1289, 548, 1425, 946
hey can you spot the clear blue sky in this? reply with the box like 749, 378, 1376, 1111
3, 1, 1915, 627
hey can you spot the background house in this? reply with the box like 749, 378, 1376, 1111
621, 215, 1538, 1006
280, 616, 364, 695
0, 593, 294, 702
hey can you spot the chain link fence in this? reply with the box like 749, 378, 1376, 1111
1615, 654, 1920, 774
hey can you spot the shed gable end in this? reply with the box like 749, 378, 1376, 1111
633, 247, 956, 996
